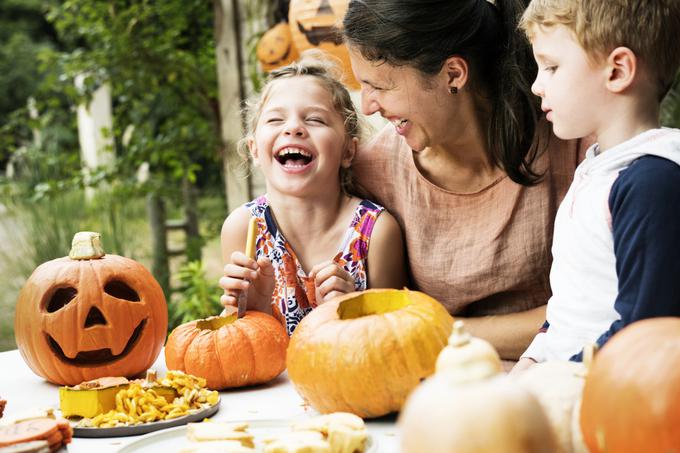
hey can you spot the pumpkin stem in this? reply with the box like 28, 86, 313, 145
582, 343, 597, 372
69, 231, 106, 260
448, 320, 471, 347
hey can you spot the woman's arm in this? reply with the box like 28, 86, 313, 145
367, 211, 409, 289
458, 304, 547, 360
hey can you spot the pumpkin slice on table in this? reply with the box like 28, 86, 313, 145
287, 289, 454, 418
59, 372, 177, 419
0, 418, 72, 452
165, 310, 289, 389
14, 232, 168, 386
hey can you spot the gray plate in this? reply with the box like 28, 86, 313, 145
73, 400, 220, 438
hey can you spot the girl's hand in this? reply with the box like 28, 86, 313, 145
310, 261, 355, 305
219, 252, 275, 314
509, 357, 537, 375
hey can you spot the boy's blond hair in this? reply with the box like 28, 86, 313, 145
520, 0, 680, 98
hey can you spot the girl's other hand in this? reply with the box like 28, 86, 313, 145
310, 261, 355, 304
219, 252, 275, 314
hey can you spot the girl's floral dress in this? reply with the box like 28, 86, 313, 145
245, 195, 385, 335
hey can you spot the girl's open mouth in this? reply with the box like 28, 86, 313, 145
275, 147, 314, 168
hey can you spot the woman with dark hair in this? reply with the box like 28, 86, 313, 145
343, 0, 586, 360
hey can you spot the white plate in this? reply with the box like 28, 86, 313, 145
117, 418, 378, 452
72, 399, 220, 438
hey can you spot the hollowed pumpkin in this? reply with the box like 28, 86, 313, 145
286, 289, 454, 418
288, 0, 359, 89
14, 232, 167, 386
164, 309, 289, 389
580, 318, 680, 453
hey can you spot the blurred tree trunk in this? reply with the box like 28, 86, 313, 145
214, 0, 273, 212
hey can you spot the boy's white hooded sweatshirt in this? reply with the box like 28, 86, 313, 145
523, 128, 680, 361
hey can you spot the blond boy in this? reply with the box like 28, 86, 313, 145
514, 0, 680, 369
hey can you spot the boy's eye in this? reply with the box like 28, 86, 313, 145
307, 117, 326, 124
266, 117, 283, 123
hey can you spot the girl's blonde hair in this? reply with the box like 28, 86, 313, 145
239, 50, 361, 195
520, 0, 680, 100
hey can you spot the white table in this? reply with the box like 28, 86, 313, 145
0, 349, 399, 452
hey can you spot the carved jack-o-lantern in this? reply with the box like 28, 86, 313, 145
14, 232, 168, 386
257, 22, 300, 72
289, 0, 359, 89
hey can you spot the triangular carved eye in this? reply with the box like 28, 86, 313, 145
47, 287, 77, 313
104, 280, 140, 302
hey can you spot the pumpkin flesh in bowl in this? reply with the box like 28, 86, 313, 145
287, 289, 453, 418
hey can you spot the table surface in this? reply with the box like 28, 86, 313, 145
0, 349, 399, 452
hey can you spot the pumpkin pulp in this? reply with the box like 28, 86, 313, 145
195, 314, 238, 331
337, 290, 411, 320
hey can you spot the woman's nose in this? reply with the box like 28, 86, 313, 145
361, 90, 380, 116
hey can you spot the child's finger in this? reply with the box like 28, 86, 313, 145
309, 260, 336, 279
314, 264, 351, 286
223, 263, 257, 280
219, 275, 251, 292
256, 257, 275, 277
230, 251, 258, 269
317, 275, 354, 300
220, 293, 238, 307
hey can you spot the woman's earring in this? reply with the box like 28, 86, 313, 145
450, 86, 458, 94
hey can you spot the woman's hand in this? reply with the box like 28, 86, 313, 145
219, 252, 275, 314
509, 357, 537, 375
310, 261, 355, 304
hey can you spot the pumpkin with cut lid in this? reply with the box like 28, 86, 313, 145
14, 232, 167, 385
286, 289, 454, 418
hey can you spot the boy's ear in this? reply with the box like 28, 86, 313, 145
442, 55, 469, 93
606, 47, 636, 93
342, 137, 358, 168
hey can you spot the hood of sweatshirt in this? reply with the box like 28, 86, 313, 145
579, 128, 680, 176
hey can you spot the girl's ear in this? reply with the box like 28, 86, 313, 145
443, 55, 469, 93
342, 137, 359, 168
606, 47, 636, 93
247, 137, 259, 165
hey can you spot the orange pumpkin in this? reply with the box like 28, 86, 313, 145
288, 0, 359, 89
580, 318, 680, 453
287, 289, 454, 418
256, 22, 300, 72
14, 232, 167, 386
165, 309, 289, 389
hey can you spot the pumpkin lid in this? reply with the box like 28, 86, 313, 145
69, 231, 106, 260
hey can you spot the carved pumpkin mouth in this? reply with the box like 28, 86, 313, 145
46, 319, 147, 366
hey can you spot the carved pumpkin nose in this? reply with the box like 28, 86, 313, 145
84, 307, 107, 327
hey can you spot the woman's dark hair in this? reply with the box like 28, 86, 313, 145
343, 0, 543, 186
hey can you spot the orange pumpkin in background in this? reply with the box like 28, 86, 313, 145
256, 22, 300, 72
14, 232, 167, 386
287, 289, 454, 418
288, 0, 359, 89
165, 308, 289, 389
580, 318, 680, 453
